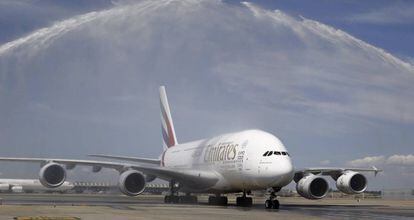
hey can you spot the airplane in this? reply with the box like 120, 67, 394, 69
0, 86, 381, 209
0, 178, 74, 193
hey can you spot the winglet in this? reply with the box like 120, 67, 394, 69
372, 166, 381, 177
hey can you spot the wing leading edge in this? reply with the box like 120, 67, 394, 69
88, 154, 161, 165
294, 166, 382, 182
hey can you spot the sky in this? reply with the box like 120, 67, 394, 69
0, 0, 413, 190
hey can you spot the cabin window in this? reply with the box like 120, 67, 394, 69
274, 151, 281, 155
263, 151, 269, 156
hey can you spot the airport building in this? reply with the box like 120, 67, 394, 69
382, 189, 414, 200
71, 182, 170, 195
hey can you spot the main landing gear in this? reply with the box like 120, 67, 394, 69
208, 194, 228, 206
208, 191, 252, 207
207, 190, 253, 207
264, 188, 280, 209
236, 190, 253, 207
164, 180, 197, 204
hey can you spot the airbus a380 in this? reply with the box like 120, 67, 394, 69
0, 86, 380, 209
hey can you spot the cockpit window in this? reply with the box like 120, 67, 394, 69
264, 151, 290, 156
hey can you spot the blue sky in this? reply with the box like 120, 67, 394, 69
0, 0, 413, 189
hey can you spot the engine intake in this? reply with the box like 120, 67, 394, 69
118, 170, 146, 196
336, 171, 367, 194
296, 174, 329, 199
39, 162, 66, 188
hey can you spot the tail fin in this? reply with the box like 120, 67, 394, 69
159, 86, 178, 149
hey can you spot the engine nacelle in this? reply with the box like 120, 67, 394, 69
39, 162, 66, 188
0, 183, 10, 191
336, 171, 367, 194
11, 186, 23, 193
118, 170, 146, 196
296, 174, 329, 200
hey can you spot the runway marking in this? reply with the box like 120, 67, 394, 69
14, 217, 80, 220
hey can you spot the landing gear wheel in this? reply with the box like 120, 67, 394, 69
218, 196, 228, 206
236, 196, 252, 207
164, 195, 171, 203
179, 195, 198, 204
164, 195, 180, 203
171, 195, 179, 203
236, 190, 253, 207
272, 199, 279, 209
164, 180, 181, 204
265, 199, 272, 209
264, 188, 280, 209
208, 196, 215, 205
208, 195, 228, 206
264, 199, 279, 209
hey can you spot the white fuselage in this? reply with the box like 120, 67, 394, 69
162, 130, 295, 192
0, 179, 74, 193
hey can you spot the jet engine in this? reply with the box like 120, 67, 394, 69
118, 170, 146, 196
336, 171, 367, 194
0, 183, 10, 191
39, 162, 66, 188
296, 174, 329, 199
11, 186, 23, 193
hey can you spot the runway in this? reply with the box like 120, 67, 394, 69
0, 194, 413, 220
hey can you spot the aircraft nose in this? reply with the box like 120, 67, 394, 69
283, 158, 294, 175
278, 157, 295, 184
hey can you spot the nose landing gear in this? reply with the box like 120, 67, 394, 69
265, 188, 280, 209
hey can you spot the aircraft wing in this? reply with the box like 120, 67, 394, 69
0, 157, 219, 189
294, 166, 381, 181
88, 154, 161, 165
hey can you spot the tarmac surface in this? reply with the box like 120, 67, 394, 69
0, 193, 413, 220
